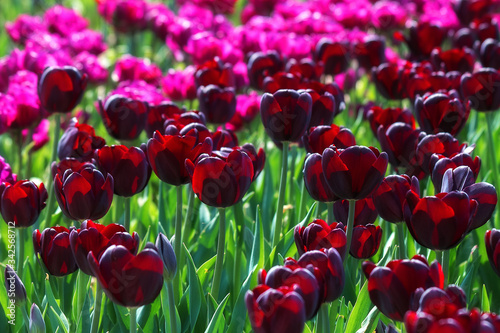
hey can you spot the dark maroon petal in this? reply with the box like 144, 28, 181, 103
465, 182, 498, 230
38, 66, 87, 113
303, 153, 338, 202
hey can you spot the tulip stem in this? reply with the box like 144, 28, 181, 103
59, 277, 65, 314
485, 112, 499, 222
173, 186, 183, 304
233, 202, 245, 304
43, 115, 61, 230
90, 282, 103, 333
298, 178, 307, 225
181, 187, 195, 247
166, 280, 178, 333
327, 202, 334, 224
344, 200, 356, 260
158, 181, 166, 231
21, 304, 30, 330
443, 250, 449, 288
77, 271, 89, 322
129, 307, 137, 333
212, 207, 226, 301
17, 228, 26, 279
124, 196, 131, 231
16, 130, 23, 177
273, 142, 289, 249
396, 223, 406, 259
318, 304, 330, 333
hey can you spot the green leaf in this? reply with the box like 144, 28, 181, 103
227, 265, 257, 333
357, 307, 380, 333
184, 244, 203, 331
197, 255, 217, 291
345, 282, 373, 333
482, 284, 490, 313
204, 294, 230, 333
248, 206, 264, 273
49, 307, 69, 333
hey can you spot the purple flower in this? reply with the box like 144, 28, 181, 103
43, 5, 88, 36
68, 30, 107, 55
0, 156, 17, 184
161, 66, 197, 101
114, 55, 162, 86
74, 52, 109, 84
110, 80, 163, 106
0, 94, 16, 134
24, 119, 50, 152
6, 70, 42, 130
5, 14, 46, 44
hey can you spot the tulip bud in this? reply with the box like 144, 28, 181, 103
29, 303, 45, 333
155, 233, 177, 281
4, 265, 26, 305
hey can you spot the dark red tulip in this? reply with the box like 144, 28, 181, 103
430, 153, 481, 192
240, 143, 265, 181
263, 265, 321, 319
95, 145, 151, 197
33, 226, 79, 276
452, 0, 494, 25
163, 111, 206, 132
366, 106, 415, 137
461, 68, 500, 112
479, 38, 500, 70
57, 118, 105, 162
333, 197, 378, 226
362, 254, 444, 321
285, 248, 344, 302
51, 158, 95, 180
245, 284, 306, 333
247, 50, 284, 90
440, 166, 476, 193
303, 153, 338, 203
263, 72, 301, 94
414, 90, 471, 136
373, 175, 419, 224
350, 224, 382, 259
377, 122, 425, 175
147, 128, 212, 186
354, 35, 386, 70
179, 122, 212, 145
286, 58, 323, 81
99, 95, 149, 140
485, 229, 500, 277
294, 219, 347, 259
299, 89, 337, 127
453, 28, 477, 49
403, 22, 446, 60
463, 181, 497, 230
38, 66, 87, 113
0, 180, 47, 228
260, 89, 312, 143
69, 220, 139, 276
212, 129, 238, 150
303, 125, 356, 154
472, 16, 500, 42
372, 63, 405, 100
404, 190, 477, 250
322, 145, 388, 200
88, 244, 163, 307
301, 81, 345, 115
54, 166, 114, 221
195, 57, 235, 88
431, 48, 476, 73
414, 133, 470, 176
197, 84, 236, 124
185, 148, 254, 207
145, 102, 183, 137
315, 39, 351, 75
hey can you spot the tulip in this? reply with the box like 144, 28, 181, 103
155, 233, 177, 281
303, 153, 339, 204
350, 224, 382, 259
30, 303, 45, 333
354, 35, 386, 70
38, 66, 87, 114
197, 84, 236, 124
33, 226, 79, 276
294, 219, 347, 259
486, 229, 500, 277
303, 125, 356, 154
333, 197, 378, 227
95, 145, 151, 197
452, 0, 493, 25
4, 265, 26, 305
401, 22, 446, 60
54, 166, 114, 221
315, 39, 351, 76
479, 38, 500, 70
195, 57, 235, 88
461, 68, 500, 112
247, 50, 284, 90
431, 48, 475, 73
212, 129, 238, 150
372, 63, 405, 100
245, 285, 306, 333
430, 153, 481, 192
362, 254, 444, 321
88, 244, 163, 307
57, 118, 105, 162
373, 175, 419, 224
69, 220, 139, 276
99, 94, 149, 141
240, 144, 265, 181
366, 106, 415, 137
0, 180, 47, 228
0, 156, 16, 184
145, 102, 183, 137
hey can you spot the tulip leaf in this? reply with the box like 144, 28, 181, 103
356, 307, 380, 333
227, 264, 257, 333
184, 244, 203, 331
197, 255, 217, 291
482, 284, 490, 313
43, 278, 69, 332
204, 293, 229, 333
50, 306, 69, 333
161, 282, 181, 333
248, 205, 264, 273
139, 297, 161, 331
460, 245, 480, 304
344, 281, 373, 333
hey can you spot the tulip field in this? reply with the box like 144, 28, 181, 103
2, 0, 500, 332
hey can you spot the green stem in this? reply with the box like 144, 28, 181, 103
287, 145, 297, 229
130, 307, 137, 333
233, 202, 245, 304
396, 222, 406, 259
21, 305, 30, 330
17, 228, 26, 279
181, 187, 195, 246
77, 271, 89, 319
173, 186, 183, 304
318, 304, 330, 333
442, 250, 449, 288
273, 142, 289, 249
59, 277, 65, 314
212, 208, 226, 301
297, 178, 307, 225
327, 202, 334, 224
90, 282, 103, 333
166, 280, 178, 333
485, 112, 499, 224
26, 152, 32, 179
435, 250, 443, 273
43, 115, 61, 230
124, 196, 131, 231
344, 200, 356, 259
158, 182, 166, 231
16, 130, 23, 178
